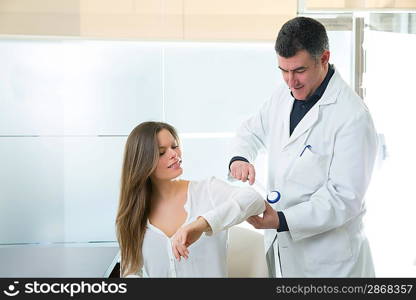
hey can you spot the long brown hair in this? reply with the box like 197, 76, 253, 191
116, 121, 180, 277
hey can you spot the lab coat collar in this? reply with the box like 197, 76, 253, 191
316, 67, 342, 107
283, 68, 343, 148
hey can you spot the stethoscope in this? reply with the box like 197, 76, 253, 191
250, 180, 281, 204
266, 190, 281, 204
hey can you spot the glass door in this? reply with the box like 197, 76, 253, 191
363, 12, 416, 277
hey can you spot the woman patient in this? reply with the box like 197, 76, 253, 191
116, 121, 265, 277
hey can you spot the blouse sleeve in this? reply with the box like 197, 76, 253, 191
200, 177, 265, 235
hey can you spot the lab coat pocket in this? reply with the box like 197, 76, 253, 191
287, 147, 327, 191
304, 227, 352, 266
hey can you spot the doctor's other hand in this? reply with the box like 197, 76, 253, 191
247, 201, 279, 230
171, 216, 211, 261
230, 160, 256, 185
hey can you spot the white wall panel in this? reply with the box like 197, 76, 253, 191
61, 41, 164, 135
179, 137, 233, 181
164, 42, 282, 133
0, 40, 64, 135
63, 137, 126, 242
327, 30, 352, 85
0, 137, 64, 244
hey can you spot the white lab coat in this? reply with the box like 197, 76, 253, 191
231, 68, 377, 277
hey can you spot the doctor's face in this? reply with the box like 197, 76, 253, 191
151, 129, 183, 181
278, 49, 330, 100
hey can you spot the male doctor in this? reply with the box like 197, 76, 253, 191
229, 17, 378, 277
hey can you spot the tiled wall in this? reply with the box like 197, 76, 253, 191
0, 0, 297, 40
306, 0, 416, 10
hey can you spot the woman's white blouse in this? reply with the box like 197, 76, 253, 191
140, 176, 265, 277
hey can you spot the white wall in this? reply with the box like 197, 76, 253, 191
0, 33, 351, 245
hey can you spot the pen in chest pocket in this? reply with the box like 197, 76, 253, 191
300, 145, 312, 157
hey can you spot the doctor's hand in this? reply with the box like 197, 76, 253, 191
230, 161, 256, 185
246, 201, 279, 230
171, 216, 211, 261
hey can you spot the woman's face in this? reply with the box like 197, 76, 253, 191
151, 129, 183, 181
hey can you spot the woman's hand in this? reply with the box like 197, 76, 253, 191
171, 216, 211, 261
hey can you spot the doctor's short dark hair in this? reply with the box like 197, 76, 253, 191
275, 17, 329, 60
